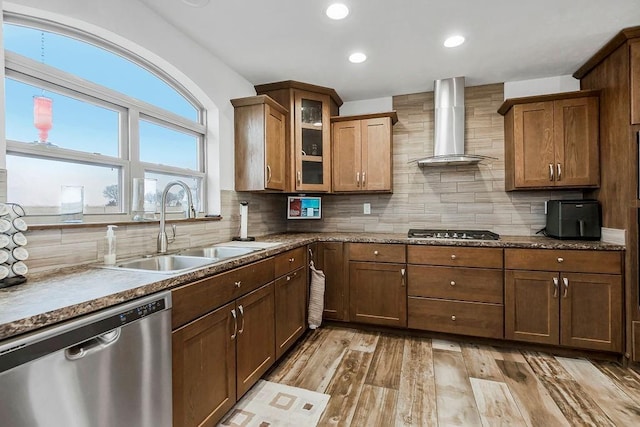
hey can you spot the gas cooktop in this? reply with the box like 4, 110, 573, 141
407, 229, 500, 241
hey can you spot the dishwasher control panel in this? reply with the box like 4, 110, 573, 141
118, 298, 166, 326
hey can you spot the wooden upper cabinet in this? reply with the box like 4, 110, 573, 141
293, 90, 332, 192
631, 39, 640, 124
499, 90, 600, 191
332, 112, 397, 193
255, 81, 343, 192
231, 95, 287, 191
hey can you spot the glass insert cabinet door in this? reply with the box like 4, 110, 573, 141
294, 91, 331, 192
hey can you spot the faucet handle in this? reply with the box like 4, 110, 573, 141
167, 224, 177, 243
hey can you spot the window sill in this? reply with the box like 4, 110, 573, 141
26, 215, 222, 231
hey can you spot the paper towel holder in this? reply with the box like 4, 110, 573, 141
232, 201, 255, 241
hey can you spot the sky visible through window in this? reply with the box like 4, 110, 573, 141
3, 23, 202, 210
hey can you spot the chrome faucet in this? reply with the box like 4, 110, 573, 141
157, 180, 195, 253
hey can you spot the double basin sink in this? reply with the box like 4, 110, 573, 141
105, 242, 279, 274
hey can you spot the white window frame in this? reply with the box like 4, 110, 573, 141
3, 14, 208, 223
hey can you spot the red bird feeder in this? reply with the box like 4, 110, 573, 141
33, 95, 53, 143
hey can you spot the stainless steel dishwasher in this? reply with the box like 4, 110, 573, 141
0, 291, 172, 427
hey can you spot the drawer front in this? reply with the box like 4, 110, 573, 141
274, 247, 306, 278
408, 245, 503, 268
504, 248, 622, 274
408, 297, 504, 339
172, 257, 274, 329
408, 265, 503, 304
349, 243, 406, 263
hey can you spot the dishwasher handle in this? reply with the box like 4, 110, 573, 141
65, 328, 122, 360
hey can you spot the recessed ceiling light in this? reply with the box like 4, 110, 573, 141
182, 0, 210, 7
444, 35, 465, 48
326, 3, 349, 20
349, 52, 367, 63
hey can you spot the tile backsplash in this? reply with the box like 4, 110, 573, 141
288, 83, 582, 235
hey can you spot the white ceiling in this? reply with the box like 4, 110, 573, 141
138, 0, 640, 102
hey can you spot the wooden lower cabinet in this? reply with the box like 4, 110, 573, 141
316, 242, 347, 321
172, 302, 236, 427
408, 297, 503, 339
349, 261, 407, 327
505, 270, 623, 352
172, 283, 275, 427
275, 267, 306, 359
235, 283, 276, 397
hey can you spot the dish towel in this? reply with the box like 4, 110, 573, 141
307, 260, 326, 329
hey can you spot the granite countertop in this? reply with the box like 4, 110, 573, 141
0, 232, 624, 341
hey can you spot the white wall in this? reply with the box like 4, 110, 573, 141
503, 75, 580, 99
1, 0, 257, 212
340, 96, 393, 116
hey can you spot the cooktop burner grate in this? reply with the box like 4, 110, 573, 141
407, 229, 500, 240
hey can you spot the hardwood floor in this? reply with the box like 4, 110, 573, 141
266, 325, 640, 426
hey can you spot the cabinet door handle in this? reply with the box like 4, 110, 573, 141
362, 172, 366, 187
400, 268, 406, 287
556, 163, 562, 181
356, 172, 360, 186
266, 165, 272, 183
297, 170, 302, 185
230, 309, 238, 340
549, 164, 554, 181
562, 277, 569, 298
552, 277, 559, 298
238, 305, 245, 334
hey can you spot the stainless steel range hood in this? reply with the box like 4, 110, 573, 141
416, 76, 492, 167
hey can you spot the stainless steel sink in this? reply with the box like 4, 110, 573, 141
108, 254, 218, 274
101, 242, 277, 274
178, 246, 257, 259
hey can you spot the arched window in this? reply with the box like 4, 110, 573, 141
3, 14, 207, 222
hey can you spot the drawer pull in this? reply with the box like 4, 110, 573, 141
374, 250, 379, 255
289, 257, 295, 262
450, 281, 456, 286
451, 254, 457, 260
451, 315, 456, 321
234, 281, 242, 288
557, 257, 564, 263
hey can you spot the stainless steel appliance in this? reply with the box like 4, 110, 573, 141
545, 199, 601, 240
408, 229, 500, 240
0, 292, 172, 427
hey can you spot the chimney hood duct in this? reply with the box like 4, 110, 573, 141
416, 76, 492, 167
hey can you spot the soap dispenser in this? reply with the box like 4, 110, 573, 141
104, 225, 118, 265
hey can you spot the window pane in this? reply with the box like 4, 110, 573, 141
3, 23, 198, 121
5, 78, 119, 156
140, 120, 199, 170
6, 154, 122, 215
146, 171, 202, 213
